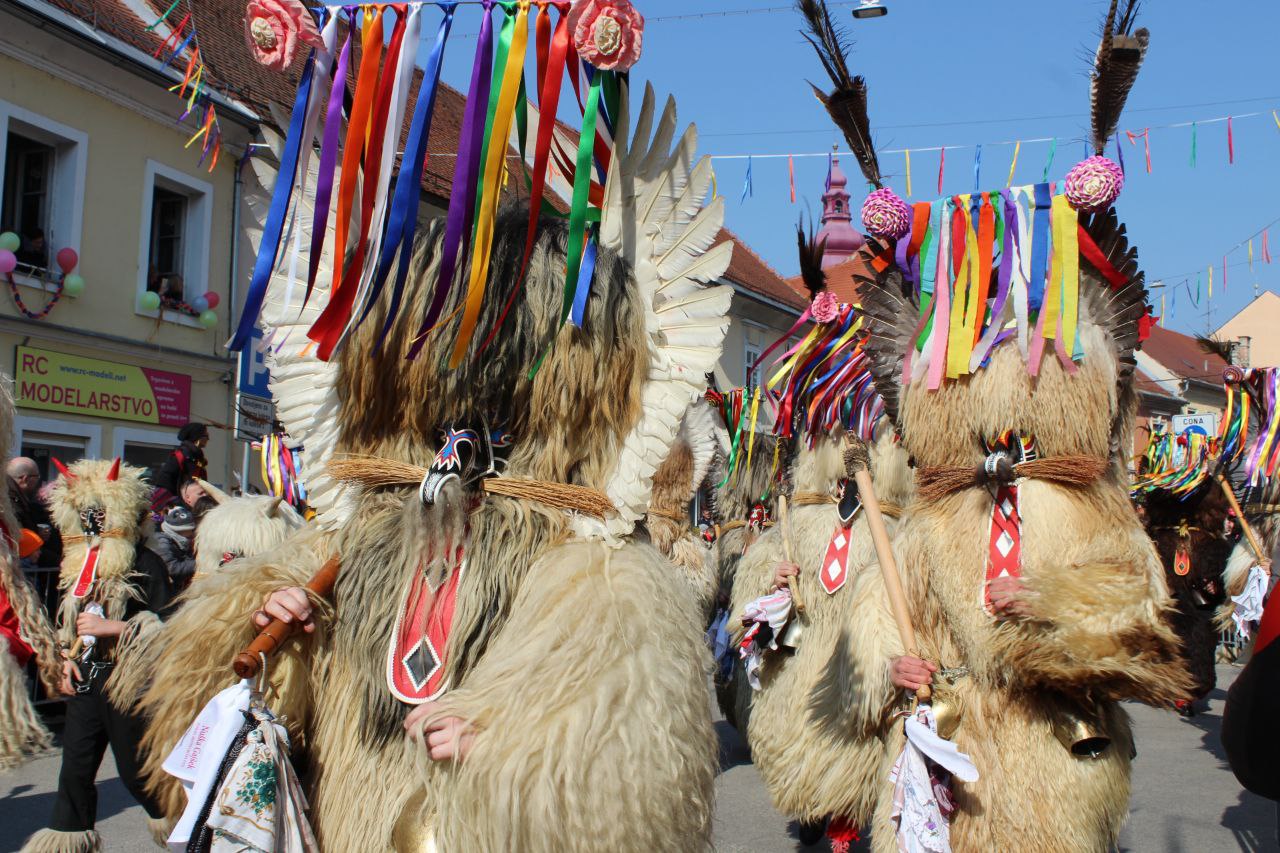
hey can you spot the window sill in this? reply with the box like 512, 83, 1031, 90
135, 305, 204, 329
10, 272, 60, 293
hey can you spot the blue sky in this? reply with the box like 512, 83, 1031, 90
421, 1, 1280, 338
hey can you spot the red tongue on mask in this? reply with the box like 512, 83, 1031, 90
71, 546, 100, 599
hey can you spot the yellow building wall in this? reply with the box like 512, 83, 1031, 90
1216, 291, 1280, 369
0, 42, 250, 490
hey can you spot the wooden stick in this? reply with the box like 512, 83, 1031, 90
232, 556, 340, 679
1217, 474, 1268, 567
851, 460, 930, 702
777, 495, 805, 613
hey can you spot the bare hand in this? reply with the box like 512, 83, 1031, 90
987, 576, 1034, 619
75, 612, 124, 638
889, 655, 936, 692
404, 702, 476, 762
252, 587, 315, 634
771, 561, 799, 592
60, 659, 81, 696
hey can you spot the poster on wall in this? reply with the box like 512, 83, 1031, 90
14, 345, 192, 426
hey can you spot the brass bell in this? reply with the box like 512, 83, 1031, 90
391, 788, 435, 851
927, 675, 964, 740
777, 611, 806, 650
1051, 702, 1112, 759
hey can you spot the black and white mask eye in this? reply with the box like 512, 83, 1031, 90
79, 506, 106, 537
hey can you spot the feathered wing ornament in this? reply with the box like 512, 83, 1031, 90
595, 82, 734, 540
795, 0, 881, 188
848, 242, 914, 426
1090, 0, 1149, 154
796, 218, 828, 300
240, 126, 353, 531
681, 398, 722, 494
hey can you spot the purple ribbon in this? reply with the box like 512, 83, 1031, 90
408, 0, 496, 359
970, 189, 1018, 366
305, 10, 354, 308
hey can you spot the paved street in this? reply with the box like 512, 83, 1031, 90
1, 665, 1275, 852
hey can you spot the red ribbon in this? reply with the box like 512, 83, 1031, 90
971, 194, 995, 348
937, 146, 946, 194
1228, 116, 1235, 164
1076, 224, 1129, 290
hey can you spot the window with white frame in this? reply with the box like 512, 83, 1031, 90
138, 160, 211, 323
0, 102, 87, 285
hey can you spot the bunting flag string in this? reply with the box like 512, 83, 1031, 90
741, 155, 754, 203
936, 147, 945, 195
1190, 121, 1197, 167
903, 148, 912, 197
788, 154, 796, 203
972, 144, 982, 193
145, 1, 223, 171
1228, 116, 1235, 164
1006, 140, 1019, 186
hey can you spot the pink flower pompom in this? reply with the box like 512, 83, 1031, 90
244, 0, 322, 72
1064, 156, 1124, 212
811, 290, 840, 324
860, 188, 911, 240
568, 0, 644, 71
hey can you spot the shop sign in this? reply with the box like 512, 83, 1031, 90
15, 345, 191, 426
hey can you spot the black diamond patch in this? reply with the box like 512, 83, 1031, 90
401, 639, 441, 692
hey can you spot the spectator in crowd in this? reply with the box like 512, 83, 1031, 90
191, 493, 218, 521
5, 456, 61, 568
178, 479, 207, 512
150, 506, 197, 592
153, 423, 209, 499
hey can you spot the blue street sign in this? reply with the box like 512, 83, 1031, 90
237, 326, 272, 399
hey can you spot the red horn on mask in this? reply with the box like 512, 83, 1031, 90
106, 458, 121, 482
52, 458, 75, 481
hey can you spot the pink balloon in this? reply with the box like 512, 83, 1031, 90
56, 247, 78, 274
202, 291, 221, 309
0, 250, 14, 275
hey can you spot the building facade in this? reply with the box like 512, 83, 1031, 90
1, 0, 260, 488
1215, 290, 1280, 368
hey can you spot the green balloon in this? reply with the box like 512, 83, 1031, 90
139, 291, 161, 311
0, 232, 18, 253
199, 309, 218, 329
62, 274, 85, 297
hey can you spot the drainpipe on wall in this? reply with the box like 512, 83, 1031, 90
224, 146, 245, 491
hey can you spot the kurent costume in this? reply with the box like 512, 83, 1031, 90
0, 374, 62, 771
790, 1, 1189, 849
1218, 367, 1280, 639
22, 459, 173, 853
134, 7, 734, 843
1132, 428, 1234, 709
727, 243, 915, 842
107, 481, 308, 778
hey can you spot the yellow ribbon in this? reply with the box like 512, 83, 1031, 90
449, 0, 530, 368
1006, 140, 1020, 186
746, 385, 761, 473
1057, 194, 1080, 357
1041, 194, 1071, 342
904, 149, 912, 198
946, 196, 975, 379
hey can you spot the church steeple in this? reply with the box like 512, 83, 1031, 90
815, 153, 865, 268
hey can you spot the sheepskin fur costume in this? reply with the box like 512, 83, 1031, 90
729, 425, 911, 829
0, 374, 60, 770
1143, 482, 1231, 701
854, 216, 1191, 850
136, 199, 721, 850
108, 482, 306, 713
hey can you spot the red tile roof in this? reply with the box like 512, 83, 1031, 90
1141, 325, 1228, 386
784, 254, 865, 306
715, 227, 807, 311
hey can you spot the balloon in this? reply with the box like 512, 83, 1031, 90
0, 250, 15, 275
198, 309, 218, 329
202, 291, 221, 309
139, 290, 161, 311
55, 247, 78, 274
62, 274, 85, 298
191, 295, 209, 313
0, 232, 18, 253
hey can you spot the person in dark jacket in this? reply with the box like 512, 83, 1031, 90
152, 423, 209, 498
151, 506, 197, 592
1223, 560, 1279, 799
6, 456, 62, 568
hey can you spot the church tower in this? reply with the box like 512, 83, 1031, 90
815, 155, 865, 268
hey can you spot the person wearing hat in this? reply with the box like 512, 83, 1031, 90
152, 422, 209, 501
151, 505, 197, 592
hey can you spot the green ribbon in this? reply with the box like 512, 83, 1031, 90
147, 0, 181, 30
528, 70, 603, 378
1190, 121, 1197, 168
1042, 137, 1057, 183
716, 399, 749, 489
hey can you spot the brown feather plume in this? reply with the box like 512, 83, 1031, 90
1090, 0, 1149, 154
796, 0, 882, 188
796, 217, 828, 301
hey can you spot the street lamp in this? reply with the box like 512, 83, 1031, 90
851, 0, 888, 19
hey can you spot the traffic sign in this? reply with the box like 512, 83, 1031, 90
1171, 412, 1218, 438
237, 326, 271, 399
